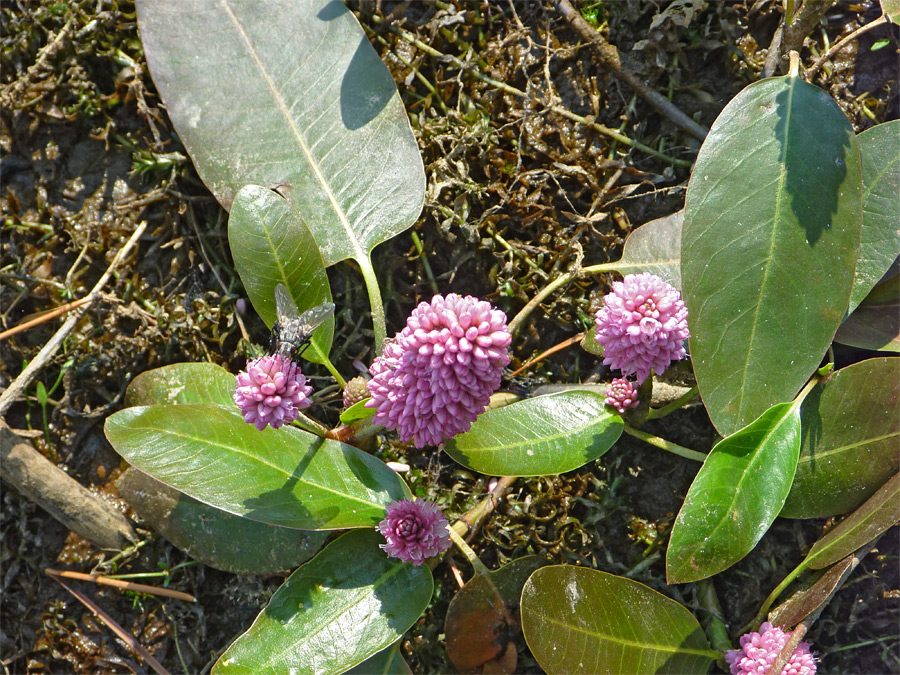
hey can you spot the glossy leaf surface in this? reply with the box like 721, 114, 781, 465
848, 120, 900, 313
682, 75, 861, 435
442, 391, 623, 477
137, 0, 425, 266
667, 403, 801, 583
803, 472, 900, 569
521, 566, 715, 674
214, 530, 432, 675
782, 357, 900, 518
229, 185, 333, 364
124, 362, 236, 408
835, 273, 900, 352
615, 209, 683, 289
105, 403, 410, 530
117, 469, 327, 574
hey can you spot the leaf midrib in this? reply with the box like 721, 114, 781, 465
221, 0, 366, 264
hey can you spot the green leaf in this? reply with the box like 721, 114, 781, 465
682, 75, 862, 436
803, 472, 900, 570
782, 357, 900, 518
104, 403, 410, 530
136, 0, 425, 267
442, 391, 623, 477
848, 120, 900, 314
213, 530, 432, 675
881, 0, 900, 25
346, 641, 411, 675
666, 402, 801, 584
520, 566, 716, 675
229, 185, 333, 364
835, 273, 900, 352
340, 398, 375, 424
116, 468, 327, 574
124, 362, 236, 408
614, 210, 683, 289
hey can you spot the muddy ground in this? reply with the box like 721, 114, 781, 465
1, 1, 898, 673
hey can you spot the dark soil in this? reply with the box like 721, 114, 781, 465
2, 1, 898, 673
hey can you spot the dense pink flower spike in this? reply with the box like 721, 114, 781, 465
377, 499, 451, 565
366, 294, 511, 448
233, 354, 312, 431
605, 377, 640, 414
725, 622, 817, 675
594, 272, 689, 383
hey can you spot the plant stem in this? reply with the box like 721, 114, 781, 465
448, 522, 491, 577
646, 386, 699, 420
738, 559, 808, 636
358, 253, 387, 354
623, 424, 707, 463
317, 356, 347, 389
508, 261, 619, 337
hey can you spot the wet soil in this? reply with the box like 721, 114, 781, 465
2, 1, 898, 673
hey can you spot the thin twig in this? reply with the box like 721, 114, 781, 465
45, 568, 196, 603
0, 222, 147, 418
554, 0, 709, 142
509, 333, 585, 377
47, 572, 170, 675
0, 296, 93, 341
806, 15, 888, 78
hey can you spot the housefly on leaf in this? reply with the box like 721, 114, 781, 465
270, 283, 334, 363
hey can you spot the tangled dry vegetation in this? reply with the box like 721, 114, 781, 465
1, 1, 897, 673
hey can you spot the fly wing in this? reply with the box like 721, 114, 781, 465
297, 302, 335, 334
274, 283, 299, 320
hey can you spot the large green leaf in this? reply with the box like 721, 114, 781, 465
666, 403, 801, 584
781, 357, 900, 518
136, 0, 425, 266
802, 472, 900, 570
442, 391, 623, 477
214, 530, 432, 675
614, 210, 683, 289
116, 468, 327, 574
125, 362, 236, 408
682, 75, 862, 435
229, 185, 333, 364
848, 120, 900, 314
104, 403, 410, 530
520, 566, 716, 675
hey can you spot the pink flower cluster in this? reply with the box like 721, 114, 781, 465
377, 499, 451, 566
725, 622, 817, 675
366, 294, 511, 448
605, 377, 639, 414
233, 355, 312, 431
595, 272, 689, 383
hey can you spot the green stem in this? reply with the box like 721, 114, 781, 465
738, 559, 808, 637
508, 261, 620, 337
411, 231, 439, 295
623, 424, 707, 463
448, 523, 491, 577
318, 356, 347, 389
646, 386, 699, 420
358, 253, 387, 353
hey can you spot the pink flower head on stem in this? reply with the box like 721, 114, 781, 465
377, 499, 451, 566
605, 377, 640, 414
366, 294, 511, 448
233, 354, 312, 431
725, 622, 817, 675
594, 272, 689, 383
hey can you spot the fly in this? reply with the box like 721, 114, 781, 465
270, 283, 334, 363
